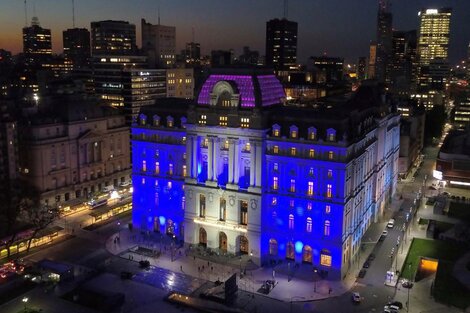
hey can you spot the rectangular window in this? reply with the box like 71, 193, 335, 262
327, 184, 332, 198
241, 118, 250, 128
307, 202, 312, 211
202, 138, 209, 148
199, 194, 206, 217
182, 165, 187, 177
219, 116, 228, 126
308, 181, 314, 196
273, 176, 279, 190
273, 129, 280, 137
142, 160, 147, 172
155, 162, 160, 175
199, 115, 207, 125
320, 254, 332, 267
309, 149, 315, 158
273, 163, 279, 171
328, 151, 334, 160
224, 140, 229, 150
273, 145, 279, 154
290, 147, 296, 156
240, 200, 248, 225
291, 130, 297, 138
169, 163, 173, 176
327, 169, 333, 178
220, 198, 227, 221
290, 179, 296, 193
325, 205, 331, 214
309, 131, 315, 140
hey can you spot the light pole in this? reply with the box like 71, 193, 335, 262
313, 268, 318, 292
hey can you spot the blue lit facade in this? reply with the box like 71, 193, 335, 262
132, 69, 400, 280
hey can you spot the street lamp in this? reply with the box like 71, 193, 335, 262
313, 268, 318, 292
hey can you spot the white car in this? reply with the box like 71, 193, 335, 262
352, 292, 361, 303
387, 219, 395, 228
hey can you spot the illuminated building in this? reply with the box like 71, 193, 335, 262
63, 28, 91, 69
183, 42, 201, 66
454, 95, 470, 127
166, 68, 194, 99
390, 30, 417, 96
141, 19, 176, 68
265, 18, 298, 71
18, 95, 131, 205
417, 8, 452, 90
376, 0, 393, 84
22, 17, 52, 68
357, 57, 367, 81
308, 56, 344, 83
92, 55, 166, 121
436, 129, 470, 187
398, 106, 425, 177
368, 42, 377, 79
132, 69, 400, 280
0, 101, 18, 213
91, 20, 137, 56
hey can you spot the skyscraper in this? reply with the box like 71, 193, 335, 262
417, 8, 452, 90
63, 28, 91, 69
90, 20, 137, 56
375, 0, 393, 84
390, 30, 417, 96
368, 42, 377, 79
22, 17, 52, 67
141, 19, 176, 68
265, 18, 298, 71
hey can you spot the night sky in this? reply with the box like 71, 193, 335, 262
1, 0, 469, 64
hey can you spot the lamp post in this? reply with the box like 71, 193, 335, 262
313, 268, 318, 292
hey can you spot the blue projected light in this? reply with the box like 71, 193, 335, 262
295, 241, 303, 254
159, 216, 166, 226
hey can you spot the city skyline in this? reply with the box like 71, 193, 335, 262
1, 0, 470, 64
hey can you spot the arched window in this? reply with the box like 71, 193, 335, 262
306, 217, 312, 233
239, 236, 249, 254
269, 238, 278, 255
199, 228, 207, 246
289, 214, 294, 230
303, 245, 312, 263
286, 241, 295, 260
324, 220, 331, 236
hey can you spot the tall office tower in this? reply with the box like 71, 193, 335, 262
23, 17, 52, 67
90, 20, 137, 56
390, 30, 417, 96
368, 42, 377, 79
63, 28, 91, 69
375, 0, 393, 84
417, 8, 452, 90
356, 57, 367, 81
131, 69, 400, 281
265, 18, 298, 71
183, 42, 201, 66
141, 19, 176, 68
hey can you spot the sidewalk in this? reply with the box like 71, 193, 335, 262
105, 229, 368, 302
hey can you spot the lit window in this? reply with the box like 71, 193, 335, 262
327, 184, 332, 198
328, 151, 334, 160
167, 117, 174, 127
306, 217, 312, 233
307, 202, 312, 211
182, 196, 186, 210
308, 128, 316, 140
273, 128, 280, 137
224, 140, 229, 150
309, 149, 315, 158
290, 147, 296, 156
167, 181, 172, 189
327, 169, 333, 178
183, 165, 187, 177
245, 142, 251, 152
309, 167, 314, 176
203, 138, 209, 148
219, 116, 228, 127
199, 194, 206, 217
273, 145, 279, 154
289, 199, 295, 207
199, 115, 207, 125
169, 163, 174, 176
273, 163, 278, 171
142, 160, 147, 172
291, 130, 297, 138
155, 149, 160, 157
289, 214, 294, 230
241, 117, 250, 128
240, 201, 248, 225
155, 162, 160, 175
308, 182, 314, 196
290, 179, 296, 193
324, 220, 330, 236
325, 205, 331, 214
273, 176, 279, 190
320, 251, 332, 266
220, 198, 227, 221
182, 136, 186, 144
141, 177, 146, 184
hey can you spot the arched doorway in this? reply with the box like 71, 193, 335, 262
166, 219, 174, 235
219, 232, 227, 252
199, 228, 207, 247
239, 236, 249, 254
303, 245, 312, 263
286, 241, 294, 260
269, 238, 278, 255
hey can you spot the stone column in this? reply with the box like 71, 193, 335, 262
250, 140, 255, 186
213, 138, 219, 181
255, 141, 262, 187
207, 137, 213, 181
234, 140, 240, 184
192, 136, 198, 178
228, 139, 234, 183
186, 135, 192, 178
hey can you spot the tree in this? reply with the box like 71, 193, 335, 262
424, 105, 447, 145
22, 202, 60, 252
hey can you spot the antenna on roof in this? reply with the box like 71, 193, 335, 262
283, 0, 288, 19
158, 3, 161, 25
24, 0, 28, 27
192, 27, 195, 43
72, 0, 75, 28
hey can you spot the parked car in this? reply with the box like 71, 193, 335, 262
401, 279, 414, 289
367, 254, 376, 262
387, 219, 395, 228
358, 269, 366, 278
352, 292, 362, 303
388, 301, 403, 309
384, 304, 400, 312
441, 191, 451, 197
362, 261, 370, 268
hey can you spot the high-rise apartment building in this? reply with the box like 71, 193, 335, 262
23, 17, 52, 67
375, 0, 393, 84
265, 18, 298, 71
141, 19, 176, 68
417, 8, 452, 90
91, 20, 137, 56
63, 28, 91, 69
166, 68, 194, 99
